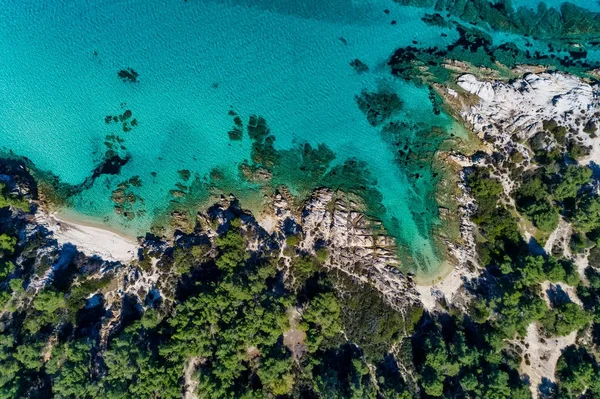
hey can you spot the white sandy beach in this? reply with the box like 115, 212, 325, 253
35, 210, 139, 264
415, 264, 470, 311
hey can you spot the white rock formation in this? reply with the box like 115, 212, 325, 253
458, 72, 600, 166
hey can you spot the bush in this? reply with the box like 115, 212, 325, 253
524, 201, 559, 232
554, 165, 592, 201
545, 257, 579, 286
570, 232, 589, 254
541, 302, 590, 336
0, 183, 29, 212
0, 234, 16, 255
556, 346, 600, 397
315, 247, 330, 263
573, 194, 600, 233
567, 139, 591, 160
285, 234, 300, 248
172, 243, 210, 274
24, 289, 67, 332
589, 246, 600, 268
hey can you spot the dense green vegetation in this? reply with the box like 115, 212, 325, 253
1, 115, 600, 398
464, 159, 593, 325
454, 107, 600, 396
413, 315, 531, 398
0, 183, 29, 212
0, 161, 595, 398
0, 185, 427, 399
555, 346, 600, 398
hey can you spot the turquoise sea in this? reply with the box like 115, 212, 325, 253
2, 0, 599, 276
511, 0, 600, 11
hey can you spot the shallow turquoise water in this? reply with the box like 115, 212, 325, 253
1, 0, 596, 274
511, 0, 600, 12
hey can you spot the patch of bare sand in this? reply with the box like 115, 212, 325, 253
183, 357, 201, 399
257, 213, 278, 234
540, 281, 583, 308
519, 323, 576, 398
520, 281, 583, 398
36, 210, 139, 264
415, 260, 475, 311
283, 307, 307, 360
574, 253, 590, 280
544, 218, 571, 256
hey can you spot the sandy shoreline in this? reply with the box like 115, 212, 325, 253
413, 258, 456, 286
35, 209, 140, 264
414, 259, 471, 310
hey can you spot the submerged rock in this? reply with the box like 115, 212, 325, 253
349, 58, 369, 74
118, 68, 139, 83
90, 153, 130, 181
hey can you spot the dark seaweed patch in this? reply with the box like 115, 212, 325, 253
422, 13, 450, 28
226, 110, 244, 141
350, 59, 369, 74
396, 0, 600, 44
90, 153, 130, 180
355, 88, 403, 127
118, 68, 139, 83
388, 23, 600, 84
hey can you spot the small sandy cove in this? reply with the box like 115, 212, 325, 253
35, 210, 139, 264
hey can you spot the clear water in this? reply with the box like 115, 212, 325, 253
510, 0, 600, 12
1, 0, 596, 275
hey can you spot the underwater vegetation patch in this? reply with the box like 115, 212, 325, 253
82, 108, 140, 191
389, 23, 600, 85
111, 176, 145, 221
355, 87, 404, 127
395, 0, 600, 43
117, 68, 139, 83
227, 109, 244, 141
349, 58, 369, 74
105, 109, 137, 133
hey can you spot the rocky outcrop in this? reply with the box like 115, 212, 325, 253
457, 72, 600, 168
422, 71, 600, 311
444, 159, 478, 272
298, 189, 420, 312
168, 188, 421, 313
458, 73, 599, 135
455, 72, 600, 263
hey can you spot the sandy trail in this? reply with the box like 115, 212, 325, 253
519, 323, 576, 398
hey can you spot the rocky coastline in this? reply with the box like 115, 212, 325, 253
3, 65, 600, 395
